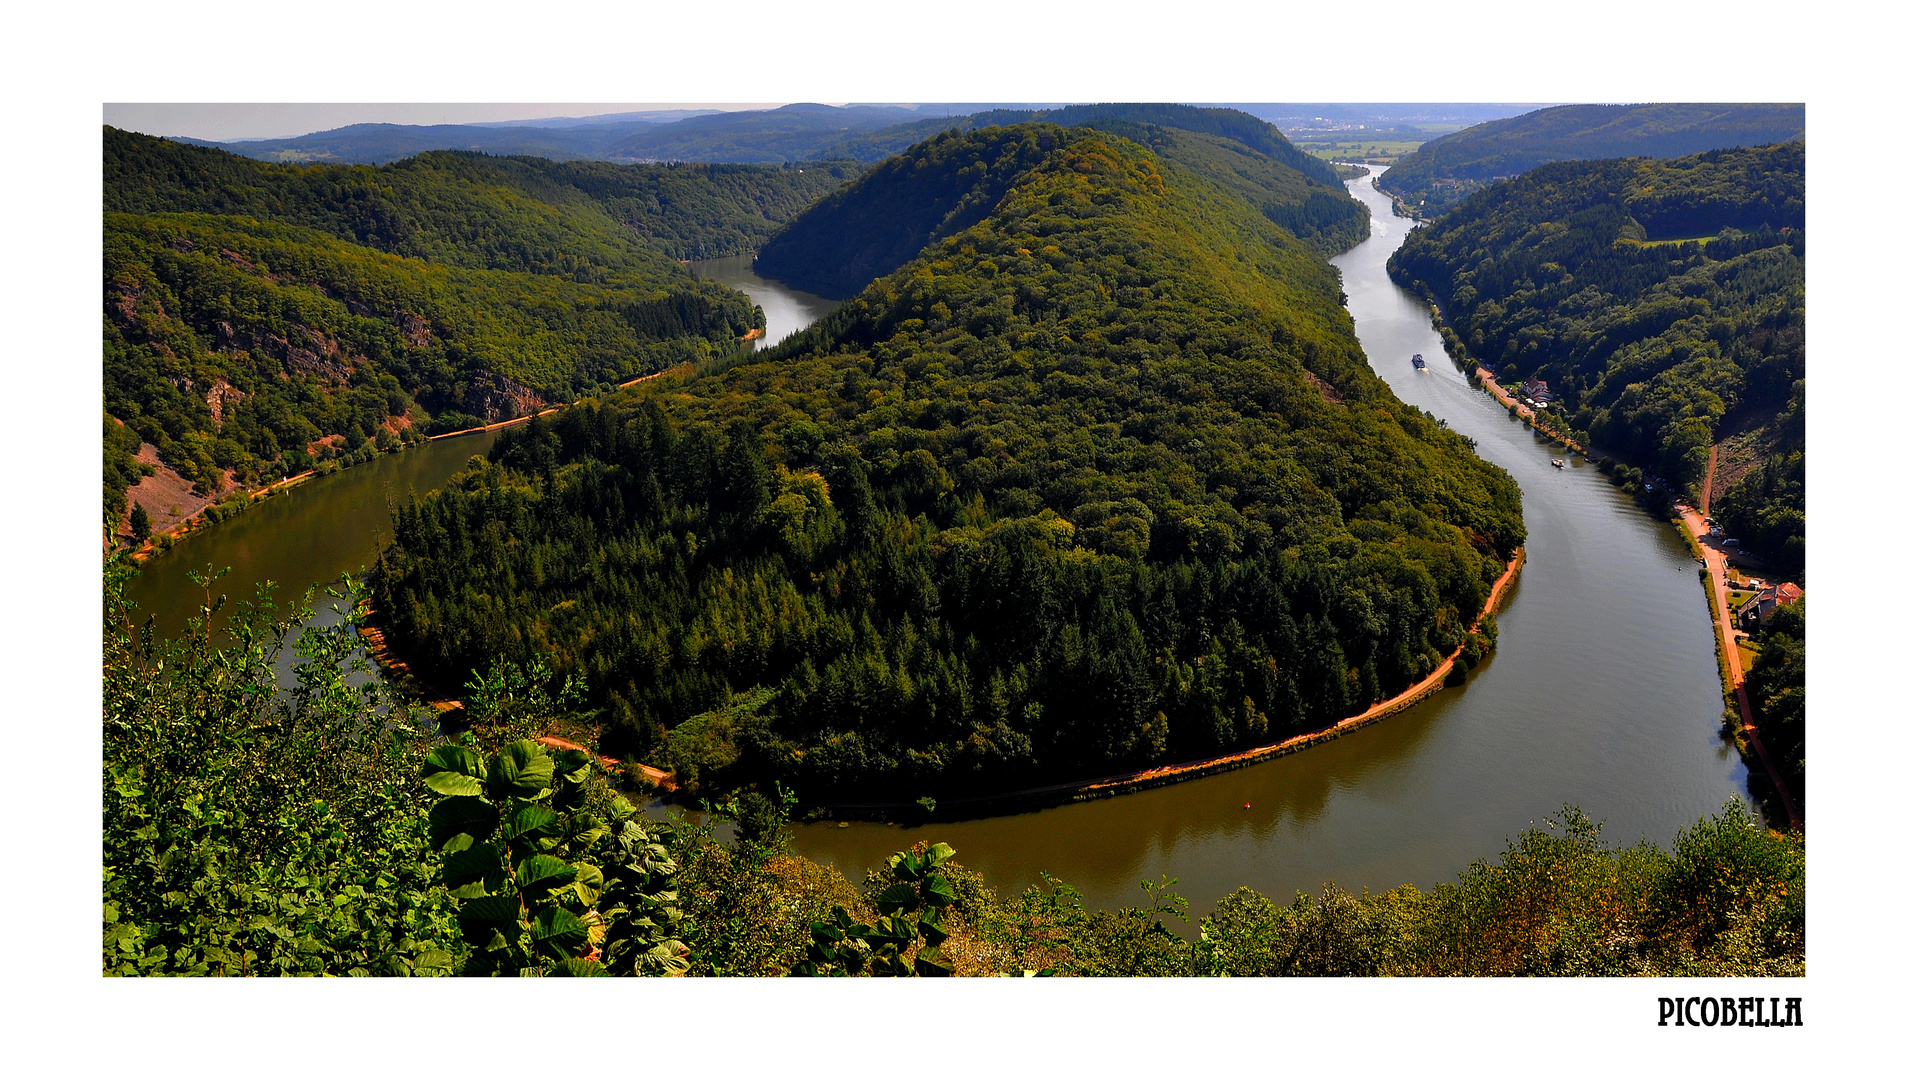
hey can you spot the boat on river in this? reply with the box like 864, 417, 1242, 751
1552, 458, 1564, 468
1411, 353, 1426, 369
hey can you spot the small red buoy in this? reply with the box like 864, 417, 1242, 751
1244, 802, 1252, 809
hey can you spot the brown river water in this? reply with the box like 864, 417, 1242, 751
122, 173, 1753, 919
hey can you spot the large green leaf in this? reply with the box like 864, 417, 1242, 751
866, 915, 914, 950
428, 796, 499, 850
490, 740, 555, 799
874, 881, 921, 916
422, 745, 487, 796
915, 946, 954, 977
516, 854, 578, 894
924, 842, 955, 867
550, 957, 608, 976
552, 749, 592, 783
922, 873, 958, 910
918, 907, 949, 946
532, 907, 591, 956
499, 804, 559, 841
444, 843, 503, 889
458, 893, 520, 926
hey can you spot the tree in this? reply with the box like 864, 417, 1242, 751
129, 503, 151, 542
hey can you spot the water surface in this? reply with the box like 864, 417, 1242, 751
781, 166, 1751, 916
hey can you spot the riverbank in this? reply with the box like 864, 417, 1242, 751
117, 357, 730, 564
1673, 503, 1801, 829
422, 362, 699, 443
1391, 260, 1789, 830
119, 465, 323, 565
812, 548, 1524, 821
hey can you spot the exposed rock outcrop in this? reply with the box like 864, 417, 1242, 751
466, 371, 545, 423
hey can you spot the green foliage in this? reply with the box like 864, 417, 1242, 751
1175, 802, 1801, 977
1390, 142, 1803, 562
375, 129, 1522, 801
420, 737, 688, 976
1745, 601, 1804, 796
103, 568, 460, 976
760, 110, 1367, 300
103, 569, 1801, 978
103, 413, 152, 528
103, 127, 780, 508
795, 842, 960, 976
1380, 103, 1804, 218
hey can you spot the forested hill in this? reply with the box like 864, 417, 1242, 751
823, 103, 1344, 186
1379, 103, 1804, 218
375, 127, 1524, 803
102, 128, 809, 534
107, 127, 860, 264
1389, 142, 1804, 568
758, 109, 1367, 298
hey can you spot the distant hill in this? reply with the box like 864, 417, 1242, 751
179, 121, 664, 165
100, 128, 858, 530
761, 105, 1368, 297
601, 104, 942, 163
1379, 103, 1805, 217
815, 103, 1345, 186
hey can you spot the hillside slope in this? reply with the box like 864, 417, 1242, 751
760, 107, 1367, 298
1379, 103, 1804, 218
101, 129, 772, 532
1388, 143, 1803, 567
376, 128, 1523, 800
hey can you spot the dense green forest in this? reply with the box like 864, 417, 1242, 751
103, 572, 1803, 977
373, 125, 1521, 801
108, 127, 857, 266
1747, 601, 1805, 801
760, 113, 1366, 299
1388, 142, 1804, 570
1379, 103, 1804, 218
102, 128, 856, 531
818, 104, 1347, 184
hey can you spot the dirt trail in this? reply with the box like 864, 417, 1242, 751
1676, 503, 1800, 828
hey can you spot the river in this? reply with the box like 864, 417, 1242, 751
120, 199, 1752, 921
779, 166, 1753, 916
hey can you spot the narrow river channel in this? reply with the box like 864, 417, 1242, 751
121, 181, 1752, 921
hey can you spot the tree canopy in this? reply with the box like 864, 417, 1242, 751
1389, 143, 1804, 570
375, 127, 1522, 801
1379, 103, 1804, 218
102, 128, 841, 524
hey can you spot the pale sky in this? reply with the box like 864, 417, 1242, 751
102, 103, 795, 142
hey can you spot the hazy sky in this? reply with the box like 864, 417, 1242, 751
102, 103, 794, 142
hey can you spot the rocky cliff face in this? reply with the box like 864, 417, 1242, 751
466, 371, 545, 422
205, 378, 246, 426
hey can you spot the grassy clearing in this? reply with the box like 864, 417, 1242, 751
1295, 140, 1425, 162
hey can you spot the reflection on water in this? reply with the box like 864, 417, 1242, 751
124, 430, 501, 641
120, 222, 1752, 922
783, 166, 1752, 918
688, 254, 840, 348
